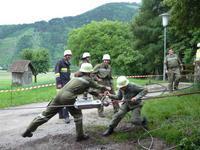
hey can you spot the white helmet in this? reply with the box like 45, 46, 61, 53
197, 43, 200, 48
82, 52, 90, 58
102, 54, 110, 60
117, 76, 129, 88
79, 63, 93, 73
64, 50, 72, 56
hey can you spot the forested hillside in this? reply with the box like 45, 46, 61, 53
0, 2, 139, 68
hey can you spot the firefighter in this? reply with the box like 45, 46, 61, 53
165, 49, 183, 92
22, 63, 111, 141
194, 43, 200, 83
80, 52, 90, 65
74, 52, 91, 78
103, 76, 148, 136
93, 54, 119, 117
55, 49, 72, 123
195, 43, 200, 62
75, 52, 91, 99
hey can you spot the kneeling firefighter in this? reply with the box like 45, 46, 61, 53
103, 76, 148, 136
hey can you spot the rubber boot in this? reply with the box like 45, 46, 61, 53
98, 106, 105, 118
65, 117, 70, 124
142, 117, 148, 130
21, 129, 33, 138
76, 134, 89, 142
102, 127, 114, 136
75, 121, 89, 141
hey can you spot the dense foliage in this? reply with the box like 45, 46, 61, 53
68, 20, 143, 75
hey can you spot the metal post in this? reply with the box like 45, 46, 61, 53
163, 27, 167, 81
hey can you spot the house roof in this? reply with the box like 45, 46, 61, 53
10, 60, 35, 73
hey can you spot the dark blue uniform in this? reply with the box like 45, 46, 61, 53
55, 58, 71, 120
55, 58, 71, 87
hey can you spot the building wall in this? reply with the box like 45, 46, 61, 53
12, 72, 23, 85
12, 66, 33, 86
22, 70, 32, 85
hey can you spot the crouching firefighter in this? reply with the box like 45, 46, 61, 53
22, 63, 111, 141
103, 76, 148, 136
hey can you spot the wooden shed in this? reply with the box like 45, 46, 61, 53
10, 60, 35, 86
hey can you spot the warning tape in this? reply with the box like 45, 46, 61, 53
115, 74, 197, 79
0, 83, 55, 93
126, 75, 162, 78
113, 75, 161, 79
0, 73, 196, 93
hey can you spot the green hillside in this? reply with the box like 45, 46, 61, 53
0, 2, 139, 69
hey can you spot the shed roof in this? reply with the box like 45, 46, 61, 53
10, 60, 35, 73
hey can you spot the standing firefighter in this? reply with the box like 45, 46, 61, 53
194, 43, 200, 84
74, 52, 91, 78
22, 63, 111, 141
75, 52, 91, 98
165, 49, 183, 92
80, 52, 91, 65
55, 49, 72, 123
103, 76, 148, 136
93, 54, 119, 117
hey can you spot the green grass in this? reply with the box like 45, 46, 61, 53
0, 71, 56, 108
0, 71, 55, 89
142, 93, 200, 149
0, 86, 56, 108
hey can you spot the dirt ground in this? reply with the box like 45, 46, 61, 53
0, 103, 172, 150
0, 83, 187, 150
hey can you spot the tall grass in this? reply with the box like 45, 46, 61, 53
142, 93, 200, 149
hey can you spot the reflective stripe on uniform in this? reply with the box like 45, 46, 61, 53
61, 68, 68, 72
74, 116, 82, 122
38, 113, 49, 121
55, 73, 60, 77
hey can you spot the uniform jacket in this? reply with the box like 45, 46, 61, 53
55, 58, 71, 88
109, 83, 147, 109
93, 63, 112, 80
165, 54, 182, 69
58, 75, 107, 100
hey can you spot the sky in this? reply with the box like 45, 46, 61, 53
0, 0, 141, 25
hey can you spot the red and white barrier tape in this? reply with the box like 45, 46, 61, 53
0, 83, 56, 93
114, 75, 163, 79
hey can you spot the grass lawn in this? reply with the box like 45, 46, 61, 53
142, 92, 200, 149
0, 86, 56, 108
0, 71, 55, 89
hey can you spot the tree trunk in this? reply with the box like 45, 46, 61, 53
34, 75, 37, 83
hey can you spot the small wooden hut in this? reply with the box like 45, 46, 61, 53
10, 60, 35, 86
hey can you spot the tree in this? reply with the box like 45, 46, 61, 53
130, 0, 168, 75
164, 0, 200, 33
21, 48, 50, 82
164, 0, 200, 64
67, 20, 143, 75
